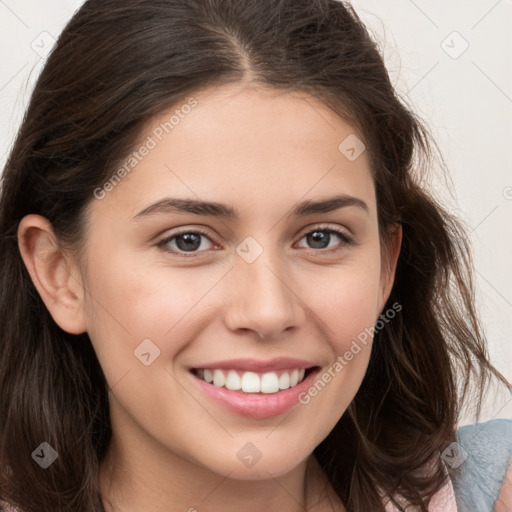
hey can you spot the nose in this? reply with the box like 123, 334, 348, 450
223, 244, 306, 340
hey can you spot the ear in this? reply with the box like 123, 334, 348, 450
17, 214, 87, 335
378, 223, 402, 311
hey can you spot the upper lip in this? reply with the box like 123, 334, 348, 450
190, 357, 318, 373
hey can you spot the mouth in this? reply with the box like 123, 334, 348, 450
188, 362, 322, 419
190, 366, 318, 394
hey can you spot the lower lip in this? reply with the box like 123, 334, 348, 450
189, 368, 320, 419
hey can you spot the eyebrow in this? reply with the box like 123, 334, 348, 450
131, 194, 369, 221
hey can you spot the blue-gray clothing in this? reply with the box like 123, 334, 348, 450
451, 418, 512, 512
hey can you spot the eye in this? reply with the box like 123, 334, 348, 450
296, 225, 354, 253
157, 224, 354, 258
157, 228, 217, 258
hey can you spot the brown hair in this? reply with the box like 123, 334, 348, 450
0, 0, 509, 510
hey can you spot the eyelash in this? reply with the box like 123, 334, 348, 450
157, 225, 354, 259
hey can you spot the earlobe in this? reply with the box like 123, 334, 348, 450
17, 214, 87, 335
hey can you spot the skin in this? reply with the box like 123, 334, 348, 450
495, 460, 512, 512
17, 82, 402, 511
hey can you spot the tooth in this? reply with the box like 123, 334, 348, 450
241, 371, 260, 393
261, 372, 279, 393
213, 369, 226, 387
225, 370, 242, 391
203, 368, 308, 391
278, 372, 291, 390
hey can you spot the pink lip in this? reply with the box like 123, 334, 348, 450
189, 357, 316, 373
188, 366, 321, 419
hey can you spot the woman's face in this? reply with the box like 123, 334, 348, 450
77, 83, 399, 480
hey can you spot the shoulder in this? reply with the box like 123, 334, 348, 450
450, 418, 512, 512
456, 417, 512, 445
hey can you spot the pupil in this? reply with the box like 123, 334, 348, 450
177, 233, 201, 251
308, 231, 329, 249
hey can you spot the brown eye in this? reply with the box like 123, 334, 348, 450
158, 229, 216, 258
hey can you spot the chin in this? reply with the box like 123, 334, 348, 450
198, 448, 308, 481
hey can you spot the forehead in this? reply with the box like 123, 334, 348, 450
90, 83, 375, 223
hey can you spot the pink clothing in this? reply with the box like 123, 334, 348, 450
384, 466, 458, 511
1, 477, 460, 512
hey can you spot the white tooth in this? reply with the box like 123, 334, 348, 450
298, 368, 305, 382
278, 371, 291, 390
203, 369, 213, 383
241, 371, 260, 393
213, 369, 226, 387
225, 370, 242, 390
261, 372, 279, 393
290, 369, 299, 387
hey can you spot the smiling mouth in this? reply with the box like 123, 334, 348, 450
190, 367, 318, 394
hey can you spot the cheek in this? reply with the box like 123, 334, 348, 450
293, 253, 383, 418
82, 247, 223, 384
303, 252, 383, 348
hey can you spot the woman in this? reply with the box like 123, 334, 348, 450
0, 0, 510, 510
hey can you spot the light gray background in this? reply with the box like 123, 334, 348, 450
1, 0, 511, 425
